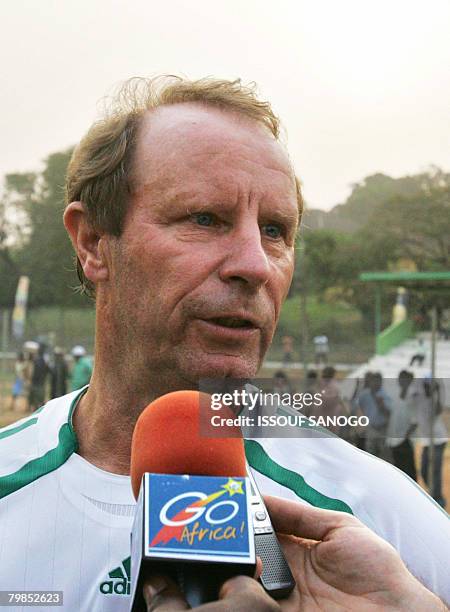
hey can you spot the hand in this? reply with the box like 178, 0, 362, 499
265, 495, 446, 611
142, 498, 446, 611
143, 572, 279, 611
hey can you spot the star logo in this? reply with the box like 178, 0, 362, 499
222, 478, 244, 496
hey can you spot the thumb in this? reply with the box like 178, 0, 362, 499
143, 574, 189, 611
218, 575, 280, 611
264, 495, 355, 541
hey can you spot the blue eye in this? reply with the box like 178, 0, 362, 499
263, 224, 282, 239
192, 212, 214, 226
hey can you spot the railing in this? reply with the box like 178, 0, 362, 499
376, 319, 414, 355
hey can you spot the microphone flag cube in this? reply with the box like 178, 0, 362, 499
130, 473, 256, 610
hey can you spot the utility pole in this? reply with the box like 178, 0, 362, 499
428, 307, 437, 497
298, 237, 309, 378
1, 309, 9, 409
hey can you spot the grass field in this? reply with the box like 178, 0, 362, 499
4, 297, 373, 365
269, 294, 373, 364
23, 306, 96, 352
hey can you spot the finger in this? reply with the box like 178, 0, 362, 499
264, 495, 355, 541
143, 574, 189, 611
218, 575, 280, 611
254, 556, 263, 580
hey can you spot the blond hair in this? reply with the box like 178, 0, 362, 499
66, 75, 303, 296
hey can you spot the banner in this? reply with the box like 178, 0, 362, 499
12, 275, 30, 339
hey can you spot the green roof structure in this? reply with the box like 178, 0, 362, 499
359, 270, 450, 353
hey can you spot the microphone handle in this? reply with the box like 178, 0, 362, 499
177, 563, 241, 607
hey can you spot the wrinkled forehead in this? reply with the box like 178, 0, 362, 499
130, 103, 296, 193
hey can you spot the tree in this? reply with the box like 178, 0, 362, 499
307, 167, 450, 233
0, 172, 36, 307
19, 149, 86, 307
0, 148, 90, 309
362, 184, 450, 270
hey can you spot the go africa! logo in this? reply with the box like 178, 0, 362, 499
150, 477, 246, 549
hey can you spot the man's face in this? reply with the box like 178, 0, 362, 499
399, 372, 412, 390
371, 376, 382, 392
107, 104, 299, 389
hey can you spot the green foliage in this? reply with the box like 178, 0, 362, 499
19, 149, 82, 307
0, 148, 90, 308
25, 306, 95, 351
312, 167, 450, 233
278, 295, 361, 340
0, 143, 448, 362
270, 294, 373, 363
295, 167, 450, 331
361, 183, 450, 270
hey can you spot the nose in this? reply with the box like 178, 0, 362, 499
218, 224, 271, 288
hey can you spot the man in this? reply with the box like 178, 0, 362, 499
386, 370, 418, 480
313, 366, 349, 436
349, 371, 373, 450
409, 337, 427, 367
313, 334, 329, 365
70, 345, 93, 391
357, 371, 392, 459
28, 342, 50, 411
50, 347, 69, 399
417, 376, 448, 507
0, 76, 448, 610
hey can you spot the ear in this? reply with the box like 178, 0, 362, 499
63, 202, 110, 284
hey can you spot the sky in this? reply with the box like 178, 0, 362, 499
0, 0, 449, 211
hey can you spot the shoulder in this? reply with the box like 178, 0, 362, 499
0, 390, 83, 501
247, 432, 449, 600
358, 389, 370, 402
250, 430, 447, 518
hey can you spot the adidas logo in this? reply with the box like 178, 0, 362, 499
99, 557, 131, 596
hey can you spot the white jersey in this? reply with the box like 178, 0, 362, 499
0, 390, 449, 611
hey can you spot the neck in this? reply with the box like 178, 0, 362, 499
71, 300, 197, 474
72, 302, 167, 475
72, 374, 157, 475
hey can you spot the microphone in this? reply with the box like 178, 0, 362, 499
129, 391, 256, 611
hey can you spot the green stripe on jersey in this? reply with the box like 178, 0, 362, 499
245, 439, 353, 514
0, 422, 77, 499
0, 418, 38, 440
0, 394, 80, 499
0, 403, 49, 441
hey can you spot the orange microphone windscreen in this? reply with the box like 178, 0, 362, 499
130, 390, 246, 499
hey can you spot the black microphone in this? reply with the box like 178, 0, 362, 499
129, 390, 256, 610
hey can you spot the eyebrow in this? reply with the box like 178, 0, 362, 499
136, 181, 301, 228
264, 207, 300, 226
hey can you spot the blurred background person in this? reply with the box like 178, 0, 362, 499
302, 369, 319, 418
50, 347, 68, 399
409, 338, 427, 367
28, 342, 50, 412
318, 366, 350, 437
313, 334, 329, 365
416, 375, 448, 508
304, 369, 318, 395
281, 334, 294, 366
440, 308, 450, 340
386, 370, 417, 480
70, 345, 93, 391
9, 352, 27, 412
272, 369, 294, 400
21, 341, 38, 413
350, 371, 373, 450
358, 372, 392, 460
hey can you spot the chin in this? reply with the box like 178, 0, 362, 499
180, 353, 261, 382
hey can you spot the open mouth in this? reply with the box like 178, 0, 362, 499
206, 317, 255, 329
